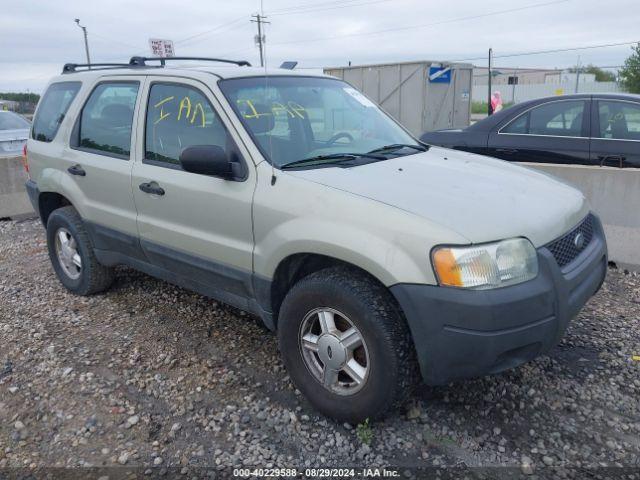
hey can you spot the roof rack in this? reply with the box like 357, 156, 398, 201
129, 56, 252, 67
62, 63, 134, 74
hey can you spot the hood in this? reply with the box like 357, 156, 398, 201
285, 147, 588, 247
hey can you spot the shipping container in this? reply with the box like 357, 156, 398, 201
324, 60, 473, 136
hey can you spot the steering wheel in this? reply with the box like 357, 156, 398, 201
325, 132, 354, 147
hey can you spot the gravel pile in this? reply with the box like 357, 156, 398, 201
0, 218, 639, 477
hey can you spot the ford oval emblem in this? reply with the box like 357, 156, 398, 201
574, 232, 585, 250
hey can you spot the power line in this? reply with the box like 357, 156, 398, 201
268, 0, 394, 16
453, 40, 640, 63
269, 0, 571, 46
174, 15, 249, 46
127, 14, 251, 56
472, 65, 623, 78
268, 0, 386, 14
269, 0, 369, 12
87, 32, 143, 52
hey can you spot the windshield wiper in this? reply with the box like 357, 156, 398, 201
280, 152, 386, 170
367, 143, 428, 154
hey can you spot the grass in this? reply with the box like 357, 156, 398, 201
471, 101, 515, 114
356, 418, 373, 446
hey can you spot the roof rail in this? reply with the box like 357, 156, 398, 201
62, 63, 133, 74
129, 56, 252, 67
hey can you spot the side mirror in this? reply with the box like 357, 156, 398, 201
179, 145, 233, 179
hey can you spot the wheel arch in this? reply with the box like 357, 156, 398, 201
38, 191, 73, 226
265, 252, 400, 329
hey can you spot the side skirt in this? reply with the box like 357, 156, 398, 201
94, 249, 275, 330
84, 220, 275, 330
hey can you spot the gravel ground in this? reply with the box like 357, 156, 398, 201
0, 218, 639, 478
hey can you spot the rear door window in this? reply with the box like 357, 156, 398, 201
76, 82, 139, 158
597, 100, 640, 141
502, 100, 586, 137
31, 82, 81, 142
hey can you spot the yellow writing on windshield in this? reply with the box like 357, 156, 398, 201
237, 99, 308, 119
287, 101, 307, 119
271, 102, 293, 118
238, 99, 268, 119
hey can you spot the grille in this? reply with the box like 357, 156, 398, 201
546, 214, 594, 268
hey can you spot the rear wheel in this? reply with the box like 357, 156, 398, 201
277, 267, 418, 423
46, 206, 114, 295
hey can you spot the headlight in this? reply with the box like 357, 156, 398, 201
431, 238, 538, 289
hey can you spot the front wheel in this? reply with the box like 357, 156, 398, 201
277, 267, 418, 423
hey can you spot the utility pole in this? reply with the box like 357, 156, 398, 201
251, 14, 269, 67
487, 48, 493, 116
574, 55, 581, 94
74, 19, 91, 67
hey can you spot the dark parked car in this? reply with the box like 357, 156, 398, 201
420, 93, 640, 168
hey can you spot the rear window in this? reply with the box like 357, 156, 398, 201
0, 112, 30, 130
31, 82, 81, 142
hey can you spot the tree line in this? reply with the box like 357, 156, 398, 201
0, 92, 40, 104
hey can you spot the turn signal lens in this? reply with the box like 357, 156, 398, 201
432, 238, 538, 289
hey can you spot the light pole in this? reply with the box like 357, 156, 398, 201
74, 19, 91, 67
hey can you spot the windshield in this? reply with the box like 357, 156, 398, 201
0, 111, 30, 130
218, 76, 421, 168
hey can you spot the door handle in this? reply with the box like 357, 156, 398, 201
598, 155, 625, 168
139, 182, 165, 196
496, 148, 518, 154
67, 164, 86, 176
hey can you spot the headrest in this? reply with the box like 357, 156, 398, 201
101, 104, 133, 125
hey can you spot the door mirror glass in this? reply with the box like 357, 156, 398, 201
179, 145, 233, 178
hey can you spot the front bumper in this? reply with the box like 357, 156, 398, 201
391, 214, 608, 386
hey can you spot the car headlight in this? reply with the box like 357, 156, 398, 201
431, 238, 538, 289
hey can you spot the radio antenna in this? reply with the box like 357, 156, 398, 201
257, 0, 276, 185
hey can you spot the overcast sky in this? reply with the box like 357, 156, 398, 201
1, 0, 639, 92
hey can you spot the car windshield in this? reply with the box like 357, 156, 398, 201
218, 76, 422, 168
0, 111, 30, 130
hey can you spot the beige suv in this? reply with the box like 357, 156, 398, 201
25, 57, 607, 422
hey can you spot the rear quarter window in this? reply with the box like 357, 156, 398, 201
32, 82, 81, 142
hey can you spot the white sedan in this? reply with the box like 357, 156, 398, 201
0, 111, 30, 157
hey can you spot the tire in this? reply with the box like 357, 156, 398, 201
46, 206, 114, 295
277, 266, 418, 423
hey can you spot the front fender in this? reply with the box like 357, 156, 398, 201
255, 217, 430, 287
252, 163, 470, 287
